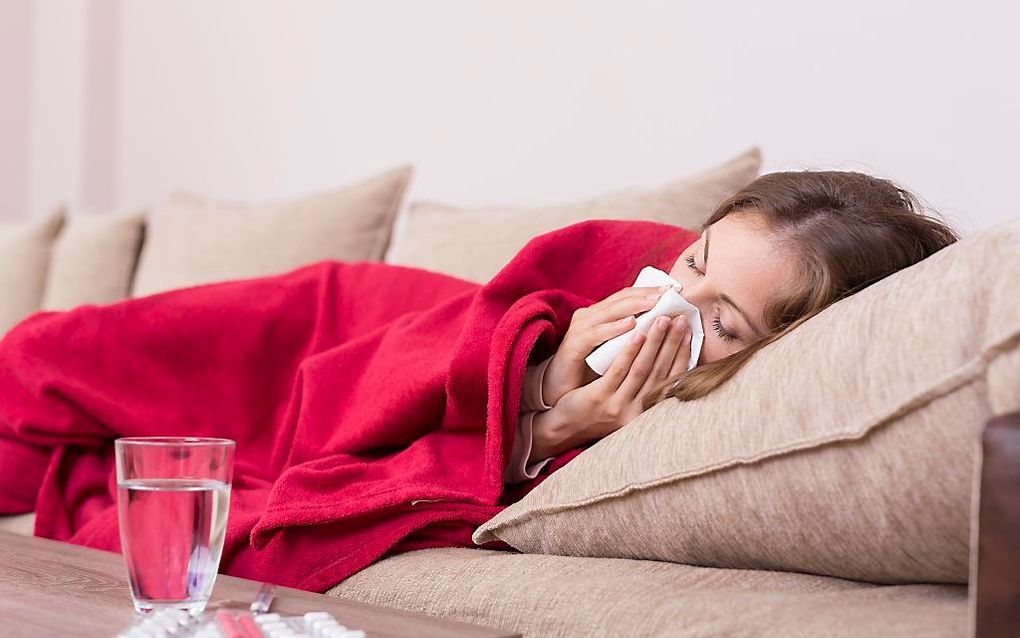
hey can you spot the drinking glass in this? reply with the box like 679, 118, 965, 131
115, 436, 235, 615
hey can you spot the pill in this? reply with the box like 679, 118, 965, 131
304, 612, 333, 630
311, 619, 338, 635
255, 614, 282, 624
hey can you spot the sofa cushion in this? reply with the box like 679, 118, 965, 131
385, 149, 760, 282
0, 513, 34, 537
474, 219, 1020, 585
41, 210, 145, 310
0, 210, 64, 335
330, 548, 967, 638
133, 166, 412, 296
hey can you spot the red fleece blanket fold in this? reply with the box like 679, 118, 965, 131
0, 220, 696, 591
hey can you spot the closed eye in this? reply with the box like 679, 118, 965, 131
684, 254, 702, 275
712, 315, 738, 342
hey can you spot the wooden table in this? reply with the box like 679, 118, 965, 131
0, 531, 519, 638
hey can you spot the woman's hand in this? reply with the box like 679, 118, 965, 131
541, 286, 670, 407
530, 314, 691, 462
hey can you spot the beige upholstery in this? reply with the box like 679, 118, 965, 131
41, 210, 145, 310
330, 548, 967, 638
0, 513, 35, 536
475, 219, 1020, 585
0, 210, 64, 335
133, 166, 412, 296
386, 149, 760, 282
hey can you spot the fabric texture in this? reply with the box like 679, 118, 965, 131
0, 210, 64, 336
0, 512, 34, 536
386, 148, 760, 282
133, 166, 413, 296
475, 218, 1020, 585
0, 220, 699, 591
329, 548, 968, 638
504, 358, 555, 484
41, 210, 145, 310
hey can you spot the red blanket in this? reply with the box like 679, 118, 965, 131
0, 220, 696, 591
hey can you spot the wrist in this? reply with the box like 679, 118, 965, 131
529, 404, 588, 463
540, 355, 561, 407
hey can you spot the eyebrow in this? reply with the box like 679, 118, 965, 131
702, 227, 767, 340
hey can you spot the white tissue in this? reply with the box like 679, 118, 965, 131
585, 266, 705, 375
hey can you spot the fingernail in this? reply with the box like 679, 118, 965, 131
656, 316, 669, 328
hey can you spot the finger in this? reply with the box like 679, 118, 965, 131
640, 314, 687, 394
600, 324, 648, 390
586, 314, 638, 347
582, 291, 664, 330
590, 285, 667, 313
642, 315, 690, 397
672, 320, 694, 374
618, 315, 671, 400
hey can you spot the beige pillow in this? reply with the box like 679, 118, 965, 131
133, 165, 412, 296
386, 148, 761, 282
475, 219, 1020, 585
42, 210, 145, 310
0, 209, 64, 335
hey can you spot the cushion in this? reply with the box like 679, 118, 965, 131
385, 148, 760, 282
0, 210, 64, 335
474, 219, 1020, 585
41, 210, 145, 310
133, 166, 412, 296
330, 548, 967, 638
0, 513, 34, 537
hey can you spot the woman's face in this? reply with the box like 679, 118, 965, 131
667, 213, 797, 364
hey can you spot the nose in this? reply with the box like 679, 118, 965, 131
679, 278, 712, 312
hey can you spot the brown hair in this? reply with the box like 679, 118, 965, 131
653, 170, 958, 405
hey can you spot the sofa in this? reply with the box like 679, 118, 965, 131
1, 148, 1018, 637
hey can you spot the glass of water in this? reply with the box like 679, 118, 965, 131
115, 436, 235, 616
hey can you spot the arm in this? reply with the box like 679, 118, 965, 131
502, 359, 556, 484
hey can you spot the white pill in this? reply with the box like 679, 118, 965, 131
312, 619, 339, 634
260, 621, 288, 631
304, 612, 333, 628
255, 613, 282, 624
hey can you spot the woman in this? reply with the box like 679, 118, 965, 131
505, 170, 957, 481
0, 170, 957, 590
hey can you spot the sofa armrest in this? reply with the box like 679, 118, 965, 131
974, 410, 1020, 637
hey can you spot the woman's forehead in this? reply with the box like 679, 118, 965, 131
692, 215, 796, 311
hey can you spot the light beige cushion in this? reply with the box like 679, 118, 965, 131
330, 548, 967, 638
386, 148, 761, 282
0, 210, 64, 335
41, 210, 145, 310
0, 513, 35, 537
133, 166, 413, 296
475, 219, 1020, 585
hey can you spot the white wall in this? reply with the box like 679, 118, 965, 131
6, 0, 1019, 234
